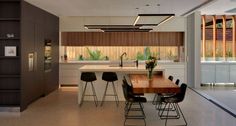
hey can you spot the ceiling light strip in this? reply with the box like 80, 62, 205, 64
133, 16, 140, 26
157, 16, 174, 27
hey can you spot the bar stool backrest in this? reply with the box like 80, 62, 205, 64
175, 83, 187, 102
168, 75, 174, 81
175, 79, 180, 86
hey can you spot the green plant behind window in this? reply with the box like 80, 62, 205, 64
136, 47, 159, 60
86, 47, 106, 60
167, 50, 177, 60
78, 55, 84, 61
226, 50, 232, 57
144, 47, 151, 60
136, 51, 145, 60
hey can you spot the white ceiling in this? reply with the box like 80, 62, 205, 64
25, 0, 211, 16
200, 0, 236, 15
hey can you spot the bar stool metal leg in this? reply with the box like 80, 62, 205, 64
91, 82, 98, 107
100, 82, 109, 106
112, 82, 119, 106
100, 81, 119, 106
80, 82, 88, 107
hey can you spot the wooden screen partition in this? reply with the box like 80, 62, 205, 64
213, 15, 216, 59
222, 15, 226, 60
233, 16, 236, 58
61, 32, 184, 46
202, 15, 206, 60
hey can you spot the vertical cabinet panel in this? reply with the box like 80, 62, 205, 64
229, 65, 236, 83
201, 64, 215, 83
215, 64, 229, 83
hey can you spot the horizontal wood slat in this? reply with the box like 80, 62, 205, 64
61, 32, 184, 46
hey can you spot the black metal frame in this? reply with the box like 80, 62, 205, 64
80, 81, 98, 107
100, 81, 119, 106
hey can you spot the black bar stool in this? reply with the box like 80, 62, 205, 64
100, 72, 119, 106
80, 72, 98, 107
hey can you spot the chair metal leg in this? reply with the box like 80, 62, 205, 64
80, 82, 88, 107
112, 82, 119, 106
124, 102, 146, 126
165, 103, 171, 126
176, 103, 187, 126
100, 82, 109, 106
139, 102, 146, 118
152, 94, 158, 105
91, 82, 98, 107
159, 103, 180, 119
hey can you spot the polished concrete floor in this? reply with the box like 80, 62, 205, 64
195, 86, 236, 116
0, 87, 235, 126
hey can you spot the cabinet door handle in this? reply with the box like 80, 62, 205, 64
34, 52, 37, 71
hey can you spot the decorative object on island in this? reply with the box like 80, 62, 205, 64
145, 56, 157, 80
4, 46, 17, 56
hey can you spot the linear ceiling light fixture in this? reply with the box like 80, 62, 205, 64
133, 14, 175, 26
133, 16, 140, 26
156, 15, 174, 27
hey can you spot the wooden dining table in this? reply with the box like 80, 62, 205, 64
129, 74, 180, 94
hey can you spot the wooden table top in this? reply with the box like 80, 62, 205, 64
129, 74, 180, 94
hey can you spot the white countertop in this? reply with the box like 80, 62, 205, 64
201, 61, 236, 64
60, 60, 185, 65
79, 65, 165, 72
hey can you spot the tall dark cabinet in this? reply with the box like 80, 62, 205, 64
0, 0, 21, 106
0, 0, 59, 111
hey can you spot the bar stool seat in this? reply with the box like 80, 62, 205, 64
101, 72, 119, 106
80, 72, 98, 107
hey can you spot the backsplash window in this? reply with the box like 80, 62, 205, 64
61, 46, 185, 62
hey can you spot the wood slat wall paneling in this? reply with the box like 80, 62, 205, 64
233, 16, 236, 59
61, 32, 184, 46
213, 15, 216, 60
202, 15, 206, 60
222, 15, 226, 60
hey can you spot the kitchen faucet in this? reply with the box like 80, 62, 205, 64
120, 52, 127, 67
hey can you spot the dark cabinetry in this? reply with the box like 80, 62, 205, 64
0, 0, 20, 106
0, 0, 59, 111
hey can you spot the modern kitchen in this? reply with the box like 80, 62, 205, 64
0, 0, 236, 126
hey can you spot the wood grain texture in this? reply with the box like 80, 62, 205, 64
233, 16, 236, 59
61, 32, 184, 46
222, 15, 226, 60
202, 15, 206, 60
213, 15, 216, 60
20, 1, 59, 111
129, 74, 180, 94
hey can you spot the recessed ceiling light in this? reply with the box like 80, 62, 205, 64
146, 4, 150, 7
157, 4, 160, 6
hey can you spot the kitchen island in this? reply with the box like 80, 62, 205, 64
78, 64, 165, 104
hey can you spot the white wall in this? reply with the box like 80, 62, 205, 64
186, 12, 201, 88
